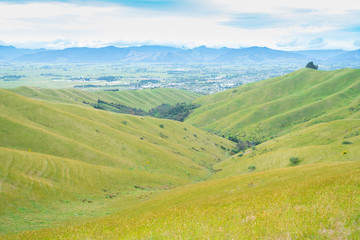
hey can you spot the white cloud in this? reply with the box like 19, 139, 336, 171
0, 1, 359, 50
204, 0, 360, 14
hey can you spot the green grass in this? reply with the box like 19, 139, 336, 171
0, 89, 232, 233
2, 68, 360, 238
0, 147, 187, 234
10, 86, 200, 111
213, 119, 360, 178
6, 161, 360, 239
187, 68, 360, 142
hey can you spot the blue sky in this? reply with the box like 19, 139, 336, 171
0, 0, 359, 50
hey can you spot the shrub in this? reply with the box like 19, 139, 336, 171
228, 135, 239, 143
236, 140, 247, 150
289, 157, 300, 166
238, 153, 243, 157
230, 148, 241, 155
220, 145, 226, 150
342, 141, 352, 144
159, 133, 168, 139
248, 166, 256, 172
159, 124, 164, 129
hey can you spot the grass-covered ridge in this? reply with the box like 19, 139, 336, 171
10, 86, 200, 111
0, 89, 232, 233
213, 119, 360, 178
8, 161, 360, 239
187, 68, 360, 143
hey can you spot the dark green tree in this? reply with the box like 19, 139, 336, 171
306, 62, 318, 70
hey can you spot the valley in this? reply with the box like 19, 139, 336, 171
0, 68, 359, 238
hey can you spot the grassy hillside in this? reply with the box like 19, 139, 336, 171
187, 68, 360, 143
10, 86, 200, 111
213, 119, 360, 178
0, 89, 232, 233
2, 68, 359, 237
0, 147, 187, 233
8, 161, 360, 239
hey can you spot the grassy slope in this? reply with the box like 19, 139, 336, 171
2, 69, 360, 237
187, 68, 360, 142
213, 119, 360, 178
8, 161, 360, 239
10, 86, 200, 111
0, 147, 187, 233
0, 89, 232, 233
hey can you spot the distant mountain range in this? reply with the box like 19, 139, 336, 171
0, 45, 359, 64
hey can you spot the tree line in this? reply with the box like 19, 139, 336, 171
84, 99, 200, 122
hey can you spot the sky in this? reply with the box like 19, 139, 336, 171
0, 0, 359, 50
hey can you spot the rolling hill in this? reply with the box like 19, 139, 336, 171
0, 89, 232, 233
1, 68, 360, 238
212, 119, 360, 178
10, 86, 200, 111
187, 68, 360, 143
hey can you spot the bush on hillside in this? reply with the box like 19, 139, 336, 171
289, 157, 300, 166
149, 102, 200, 122
236, 139, 252, 150
230, 148, 241, 155
248, 166, 256, 172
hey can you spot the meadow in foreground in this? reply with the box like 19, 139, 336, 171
7, 161, 360, 239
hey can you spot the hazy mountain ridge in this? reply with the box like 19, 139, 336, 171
0, 45, 358, 64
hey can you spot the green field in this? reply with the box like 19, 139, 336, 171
1, 68, 359, 238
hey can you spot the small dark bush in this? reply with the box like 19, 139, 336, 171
342, 141, 352, 144
289, 157, 300, 166
230, 148, 241, 155
159, 133, 168, 139
248, 166, 256, 172
159, 124, 164, 129
220, 145, 226, 150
